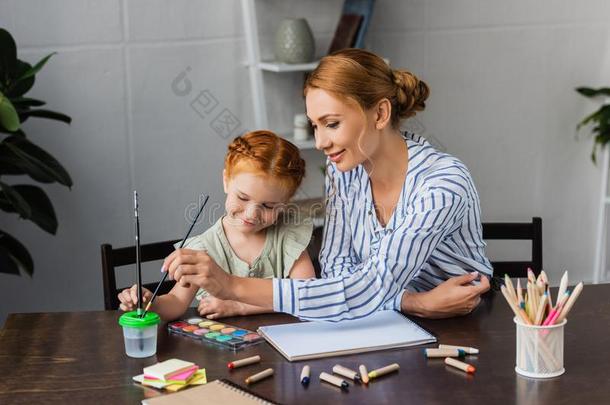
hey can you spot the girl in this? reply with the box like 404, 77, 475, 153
118, 130, 316, 320
160, 49, 492, 322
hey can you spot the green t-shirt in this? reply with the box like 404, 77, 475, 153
174, 215, 313, 300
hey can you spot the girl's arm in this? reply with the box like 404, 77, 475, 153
148, 283, 199, 321
288, 250, 316, 279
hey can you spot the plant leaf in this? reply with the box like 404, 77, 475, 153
0, 193, 11, 211
577, 104, 610, 131
0, 229, 34, 276
0, 28, 18, 87
19, 109, 71, 124
576, 87, 610, 98
0, 245, 20, 275
11, 97, 46, 107
0, 89, 20, 131
6, 60, 35, 98
0, 135, 72, 186
0, 127, 25, 136
0, 180, 32, 219
0, 184, 57, 234
0, 149, 57, 180
18, 52, 56, 81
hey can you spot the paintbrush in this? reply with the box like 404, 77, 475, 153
141, 195, 209, 318
134, 191, 143, 317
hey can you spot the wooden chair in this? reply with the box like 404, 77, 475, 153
482, 217, 542, 278
101, 239, 180, 310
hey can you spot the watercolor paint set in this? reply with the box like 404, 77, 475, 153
168, 317, 264, 351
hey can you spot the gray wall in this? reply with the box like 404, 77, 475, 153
1, 0, 609, 325
367, 0, 610, 285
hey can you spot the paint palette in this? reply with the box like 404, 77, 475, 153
168, 317, 264, 351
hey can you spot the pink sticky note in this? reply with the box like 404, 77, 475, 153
166, 365, 199, 381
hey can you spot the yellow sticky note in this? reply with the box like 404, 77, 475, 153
164, 369, 207, 392
189, 369, 207, 385
165, 383, 188, 392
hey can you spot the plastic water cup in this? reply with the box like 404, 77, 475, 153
514, 317, 566, 378
118, 311, 161, 358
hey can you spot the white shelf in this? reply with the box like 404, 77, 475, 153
258, 60, 319, 73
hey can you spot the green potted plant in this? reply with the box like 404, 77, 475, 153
576, 86, 610, 163
0, 28, 72, 276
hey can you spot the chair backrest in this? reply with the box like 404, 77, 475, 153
101, 239, 180, 310
482, 217, 542, 278
307, 226, 325, 278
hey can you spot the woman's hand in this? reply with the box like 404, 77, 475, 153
198, 296, 242, 319
401, 272, 490, 318
118, 284, 152, 312
162, 249, 235, 300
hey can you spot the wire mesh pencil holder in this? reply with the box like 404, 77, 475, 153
514, 317, 566, 378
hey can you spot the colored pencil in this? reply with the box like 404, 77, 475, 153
555, 282, 583, 323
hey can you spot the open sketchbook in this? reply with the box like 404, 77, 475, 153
258, 310, 436, 361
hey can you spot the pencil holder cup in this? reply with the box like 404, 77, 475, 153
119, 311, 161, 358
514, 317, 566, 378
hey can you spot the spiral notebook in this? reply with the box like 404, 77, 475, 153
258, 310, 436, 361
141, 379, 278, 404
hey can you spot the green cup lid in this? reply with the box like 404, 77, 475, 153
119, 311, 160, 328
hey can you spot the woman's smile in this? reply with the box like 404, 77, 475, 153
327, 149, 346, 163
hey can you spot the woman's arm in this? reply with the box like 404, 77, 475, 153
231, 251, 315, 314
162, 185, 473, 319
163, 180, 490, 321
162, 244, 491, 320
195, 251, 315, 319
269, 182, 477, 321
401, 272, 490, 318
227, 271, 492, 319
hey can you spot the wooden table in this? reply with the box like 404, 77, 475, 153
1, 284, 609, 404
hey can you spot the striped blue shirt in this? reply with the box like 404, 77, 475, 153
273, 133, 492, 321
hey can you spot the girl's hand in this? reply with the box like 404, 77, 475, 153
118, 284, 152, 312
198, 296, 242, 319
162, 248, 235, 300
402, 272, 490, 318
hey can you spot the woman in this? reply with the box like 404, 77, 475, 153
162, 49, 492, 322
